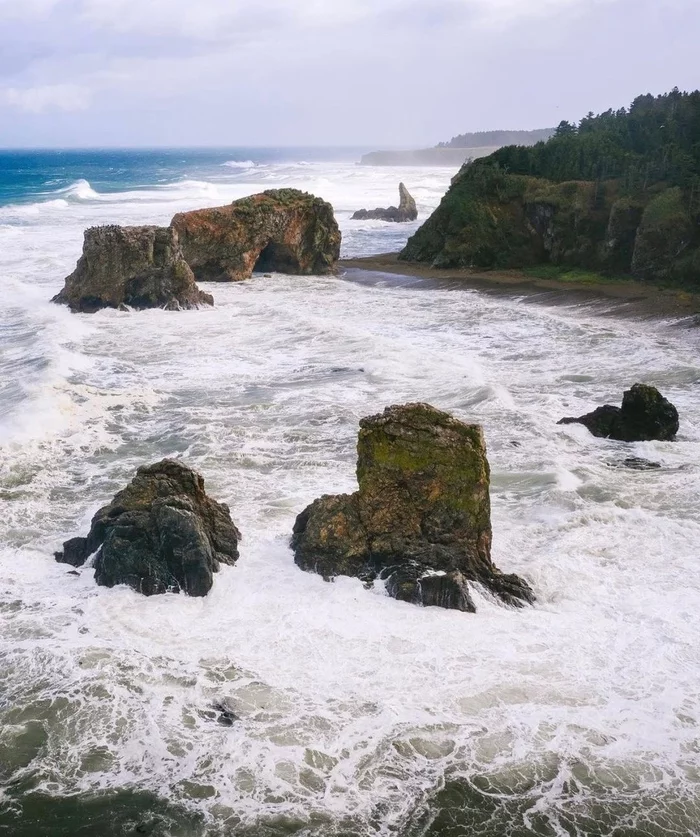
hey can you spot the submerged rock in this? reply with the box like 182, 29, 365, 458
351, 183, 418, 222
54, 459, 240, 596
558, 383, 679, 442
171, 188, 341, 282
608, 457, 662, 471
52, 225, 213, 313
292, 403, 534, 612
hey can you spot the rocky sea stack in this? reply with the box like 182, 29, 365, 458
55, 459, 240, 596
558, 383, 679, 441
53, 225, 213, 313
351, 183, 418, 222
292, 403, 534, 612
172, 188, 341, 282
52, 189, 341, 312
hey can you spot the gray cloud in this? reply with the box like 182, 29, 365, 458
0, 0, 698, 146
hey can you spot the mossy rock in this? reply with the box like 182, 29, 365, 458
631, 188, 695, 282
292, 403, 534, 612
400, 167, 541, 269
171, 188, 341, 282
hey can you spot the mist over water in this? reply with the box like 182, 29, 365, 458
1, 149, 699, 836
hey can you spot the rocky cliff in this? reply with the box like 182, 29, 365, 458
400, 163, 700, 284
171, 188, 341, 282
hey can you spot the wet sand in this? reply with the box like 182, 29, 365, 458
338, 253, 700, 324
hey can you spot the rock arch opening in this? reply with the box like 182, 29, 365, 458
253, 241, 302, 274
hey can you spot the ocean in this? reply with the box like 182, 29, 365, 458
0, 147, 699, 836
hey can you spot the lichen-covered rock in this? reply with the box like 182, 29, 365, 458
601, 197, 644, 274
171, 188, 341, 282
400, 165, 614, 270
351, 183, 418, 222
54, 460, 240, 596
52, 225, 213, 313
631, 188, 694, 282
558, 383, 679, 442
292, 403, 534, 612
400, 166, 539, 268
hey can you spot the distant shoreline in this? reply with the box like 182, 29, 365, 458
338, 253, 700, 323
358, 147, 498, 166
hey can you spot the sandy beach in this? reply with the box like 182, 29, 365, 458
339, 253, 700, 323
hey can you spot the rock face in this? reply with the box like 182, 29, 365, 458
351, 183, 418, 222
171, 188, 341, 282
52, 225, 213, 313
558, 384, 679, 441
55, 460, 240, 596
400, 165, 610, 270
292, 403, 534, 612
399, 160, 700, 285
630, 188, 695, 282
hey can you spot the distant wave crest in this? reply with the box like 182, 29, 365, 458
221, 160, 256, 169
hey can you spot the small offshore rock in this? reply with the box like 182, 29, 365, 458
292, 402, 534, 612
52, 225, 213, 313
55, 459, 240, 597
558, 383, 679, 442
351, 183, 418, 222
212, 701, 240, 726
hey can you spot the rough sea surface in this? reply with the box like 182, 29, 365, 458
1, 149, 699, 836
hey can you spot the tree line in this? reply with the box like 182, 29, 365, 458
437, 128, 555, 149
478, 89, 700, 201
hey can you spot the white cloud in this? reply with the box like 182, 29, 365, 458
0, 0, 60, 19
471, 0, 614, 27
3, 84, 92, 112
77, 0, 599, 38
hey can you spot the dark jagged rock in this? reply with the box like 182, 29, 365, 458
384, 566, 476, 611
351, 183, 418, 222
558, 383, 679, 442
608, 457, 662, 471
291, 403, 534, 612
54, 460, 240, 596
52, 225, 213, 313
171, 188, 341, 282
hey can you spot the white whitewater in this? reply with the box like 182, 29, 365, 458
1, 159, 699, 834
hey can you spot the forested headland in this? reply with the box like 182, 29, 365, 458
401, 89, 700, 286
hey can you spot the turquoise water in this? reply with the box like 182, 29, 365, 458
0, 148, 369, 204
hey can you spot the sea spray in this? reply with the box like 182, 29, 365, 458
1, 150, 699, 835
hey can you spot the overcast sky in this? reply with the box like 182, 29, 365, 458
0, 0, 698, 147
